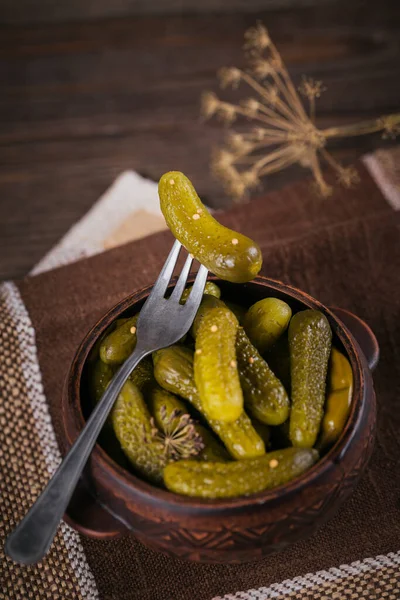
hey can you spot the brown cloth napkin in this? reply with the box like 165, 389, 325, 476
1, 163, 399, 600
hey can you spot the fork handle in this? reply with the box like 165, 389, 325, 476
5, 346, 148, 565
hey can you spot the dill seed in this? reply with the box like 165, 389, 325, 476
130, 326, 136, 334
210, 325, 218, 333
230, 360, 237, 368
192, 213, 200, 220
169, 178, 175, 185
195, 349, 202, 355
232, 238, 239, 245
249, 357, 254, 364
269, 459, 279, 469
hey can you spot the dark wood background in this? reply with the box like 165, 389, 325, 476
0, 0, 399, 280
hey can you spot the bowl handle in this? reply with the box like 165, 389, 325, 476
64, 477, 128, 540
330, 307, 379, 372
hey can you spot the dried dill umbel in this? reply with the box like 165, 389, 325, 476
145, 406, 204, 461
201, 22, 400, 201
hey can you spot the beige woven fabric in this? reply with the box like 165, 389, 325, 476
0, 283, 98, 600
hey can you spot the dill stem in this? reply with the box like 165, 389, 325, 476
308, 152, 331, 194
234, 105, 296, 132
241, 128, 289, 140
320, 147, 344, 172
258, 152, 298, 176
322, 114, 400, 139
252, 145, 292, 172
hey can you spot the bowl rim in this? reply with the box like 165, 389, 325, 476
65, 275, 366, 512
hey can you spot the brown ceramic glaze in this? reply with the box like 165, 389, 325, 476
60, 276, 378, 563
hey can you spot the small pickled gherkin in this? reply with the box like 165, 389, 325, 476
196, 425, 230, 462
111, 379, 167, 483
180, 281, 221, 304
244, 297, 292, 354
129, 356, 154, 390
89, 359, 115, 404
236, 328, 290, 426
148, 386, 205, 460
194, 306, 243, 422
289, 310, 332, 448
164, 447, 318, 498
149, 386, 228, 462
100, 315, 138, 365
159, 171, 262, 283
190, 294, 225, 338
88, 358, 129, 466
318, 348, 353, 450
153, 345, 265, 459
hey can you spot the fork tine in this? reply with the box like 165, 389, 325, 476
183, 264, 208, 308
149, 240, 182, 298
170, 253, 193, 301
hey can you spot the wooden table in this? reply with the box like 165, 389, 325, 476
1, 0, 399, 280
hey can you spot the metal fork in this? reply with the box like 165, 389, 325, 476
5, 240, 208, 565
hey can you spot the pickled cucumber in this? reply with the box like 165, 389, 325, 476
196, 425, 230, 462
149, 386, 228, 462
181, 281, 221, 304
153, 345, 265, 459
164, 447, 318, 498
111, 379, 167, 483
318, 348, 353, 450
244, 297, 292, 354
88, 358, 129, 466
236, 328, 290, 425
149, 385, 189, 430
100, 315, 138, 365
159, 171, 262, 283
148, 386, 205, 460
190, 294, 225, 338
289, 310, 332, 448
194, 306, 243, 422
89, 359, 115, 404
129, 356, 154, 390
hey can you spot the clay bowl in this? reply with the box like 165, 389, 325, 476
60, 276, 378, 563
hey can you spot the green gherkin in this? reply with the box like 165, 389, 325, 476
192, 296, 289, 426
100, 315, 139, 365
289, 310, 332, 448
149, 386, 228, 462
88, 358, 129, 468
129, 355, 154, 390
159, 171, 262, 283
244, 297, 292, 354
194, 306, 243, 423
89, 359, 115, 404
190, 294, 225, 338
236, 328, 289, 426
153, 345, 265, 460
111, 380, 167, 484
164, 447, 319, 498
180, 281, 221, 304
